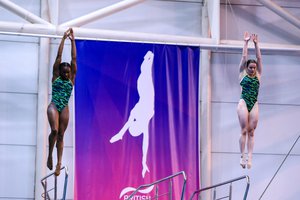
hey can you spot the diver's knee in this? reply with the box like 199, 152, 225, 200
57, 132, 64, 142
241, 127, 248, 136
50, 129, 58, 136
129, 126, 142, 137
248, 128, 255, 137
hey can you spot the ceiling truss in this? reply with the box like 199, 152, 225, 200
0, 0, 299, 53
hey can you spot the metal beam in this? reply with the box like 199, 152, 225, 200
60, 0, 145, 27
0, 0, 51, 25
207, 0, 220, 44
48, 0, 59, 25
0, 21, 214, 45
220, 39, 300, 53
0, 21, 299, 53
257, 0, 300, 29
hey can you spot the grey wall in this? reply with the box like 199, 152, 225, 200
0, 0, 300, 200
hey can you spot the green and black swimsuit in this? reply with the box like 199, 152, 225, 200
51, 76, 73, 112
240, 75, 260, 112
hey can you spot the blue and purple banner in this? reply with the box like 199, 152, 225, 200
75, 40, 200, 199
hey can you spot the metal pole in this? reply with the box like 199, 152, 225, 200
180, 178, 186, 200
155, 185, 159, 199
243, 177, 250, 200
229, 183, 232, 200
54, 175, 57, 200
0, 21, 299, 53
48, 0, 59, 25
44, 180, 47, 200
62, 166, 69, 200
200, 1, 212, 200
213, 188, 216, 200
169, 180, 172, 200
207, 0, 220, 44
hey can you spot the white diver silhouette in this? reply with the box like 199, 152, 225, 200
110, 51, 155, 178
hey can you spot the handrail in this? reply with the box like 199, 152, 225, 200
127, 171, 187, 200
41, 166, 69, 200
190, 175, 250, 200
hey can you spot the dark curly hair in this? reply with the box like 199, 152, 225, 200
59, 62, 71, 71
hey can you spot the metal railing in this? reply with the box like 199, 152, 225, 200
41, 166, 69, 200
127, 171, 187, 200
190, 175, 250, 200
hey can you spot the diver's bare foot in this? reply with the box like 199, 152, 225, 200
47, 156, 53, 170
240, 155, 246, 169
247, 155, 252, 169
110, 133, 123, 143
54, 163, 61, 176
142, 165, 150, 178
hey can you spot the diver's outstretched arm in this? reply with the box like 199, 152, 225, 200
252, 34, 262, 75
239, 31, 250, 74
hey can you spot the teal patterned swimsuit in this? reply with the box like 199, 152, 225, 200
240, 75, 260, 112
51, 77, 73, 112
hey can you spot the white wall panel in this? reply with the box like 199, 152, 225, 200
0, 2, 40, 198
0, 93, 37, 145
211, 102, 240, 153
59, 0, 202, 37
0, 0, 42, 43
259, 54, 300, 105
220, 2, 300, 44
64, 147, 74, 200
0, 41, 38, 93
0, 145, 35, 199
0, 0, 40, 22
210, 52, 239, 103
